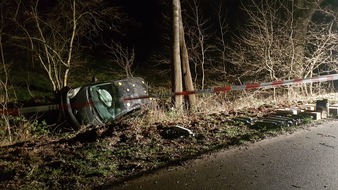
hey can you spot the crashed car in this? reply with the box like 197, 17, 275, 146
59, 77, 149, 129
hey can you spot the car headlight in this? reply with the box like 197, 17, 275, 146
67, 87, 81, 99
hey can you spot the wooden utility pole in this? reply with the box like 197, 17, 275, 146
172, 0, 183, 111
179, 2, 196, 111
172, 0, 196, 111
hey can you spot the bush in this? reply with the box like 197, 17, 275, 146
0, 115, 50, 144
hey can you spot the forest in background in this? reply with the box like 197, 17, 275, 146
1, 1, 338, 189
0, 0, 338, 102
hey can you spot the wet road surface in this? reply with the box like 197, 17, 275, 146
104, 120, 338, 190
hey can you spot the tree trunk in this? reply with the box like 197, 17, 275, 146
292, 0, 324, 95
172, 0, 183, 111
178, 2, 196, 111
64, 0, 77, 88
292, 0, 324, 78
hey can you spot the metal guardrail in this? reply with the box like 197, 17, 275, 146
1, 74, 338, 116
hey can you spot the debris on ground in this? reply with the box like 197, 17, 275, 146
0, 99, 335, 189
158, 125, 195, 139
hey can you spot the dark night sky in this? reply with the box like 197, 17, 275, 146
36, 0, 243, 63
115, 0, 163, 62
115, 0, 242, 62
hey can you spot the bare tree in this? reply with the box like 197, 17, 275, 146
0, 4, 11, 142
292, 0, 325, 76
226, 0, 336, 87
304, 6, 338, 93
11, 0, 79, 91
226, 0, 293, 83
9, 0, 124, 91
305, 7, 338, 76
214, 2, 229, 76
104, 40, 135, 77
184, 0, 213, 89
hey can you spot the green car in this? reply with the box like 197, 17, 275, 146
60, 77, 149, 129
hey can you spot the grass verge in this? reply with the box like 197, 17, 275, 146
0, 91, 336, 189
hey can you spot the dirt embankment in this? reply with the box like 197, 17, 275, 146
0, 102, 316, 190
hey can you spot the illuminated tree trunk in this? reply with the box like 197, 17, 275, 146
179, 3, 196, 111
292, 0, 324, 94
172, 0, 183, 110
172, 0, 196, 111
292, 0, 323, 78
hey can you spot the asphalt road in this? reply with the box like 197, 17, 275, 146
105, 120, 338, 190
